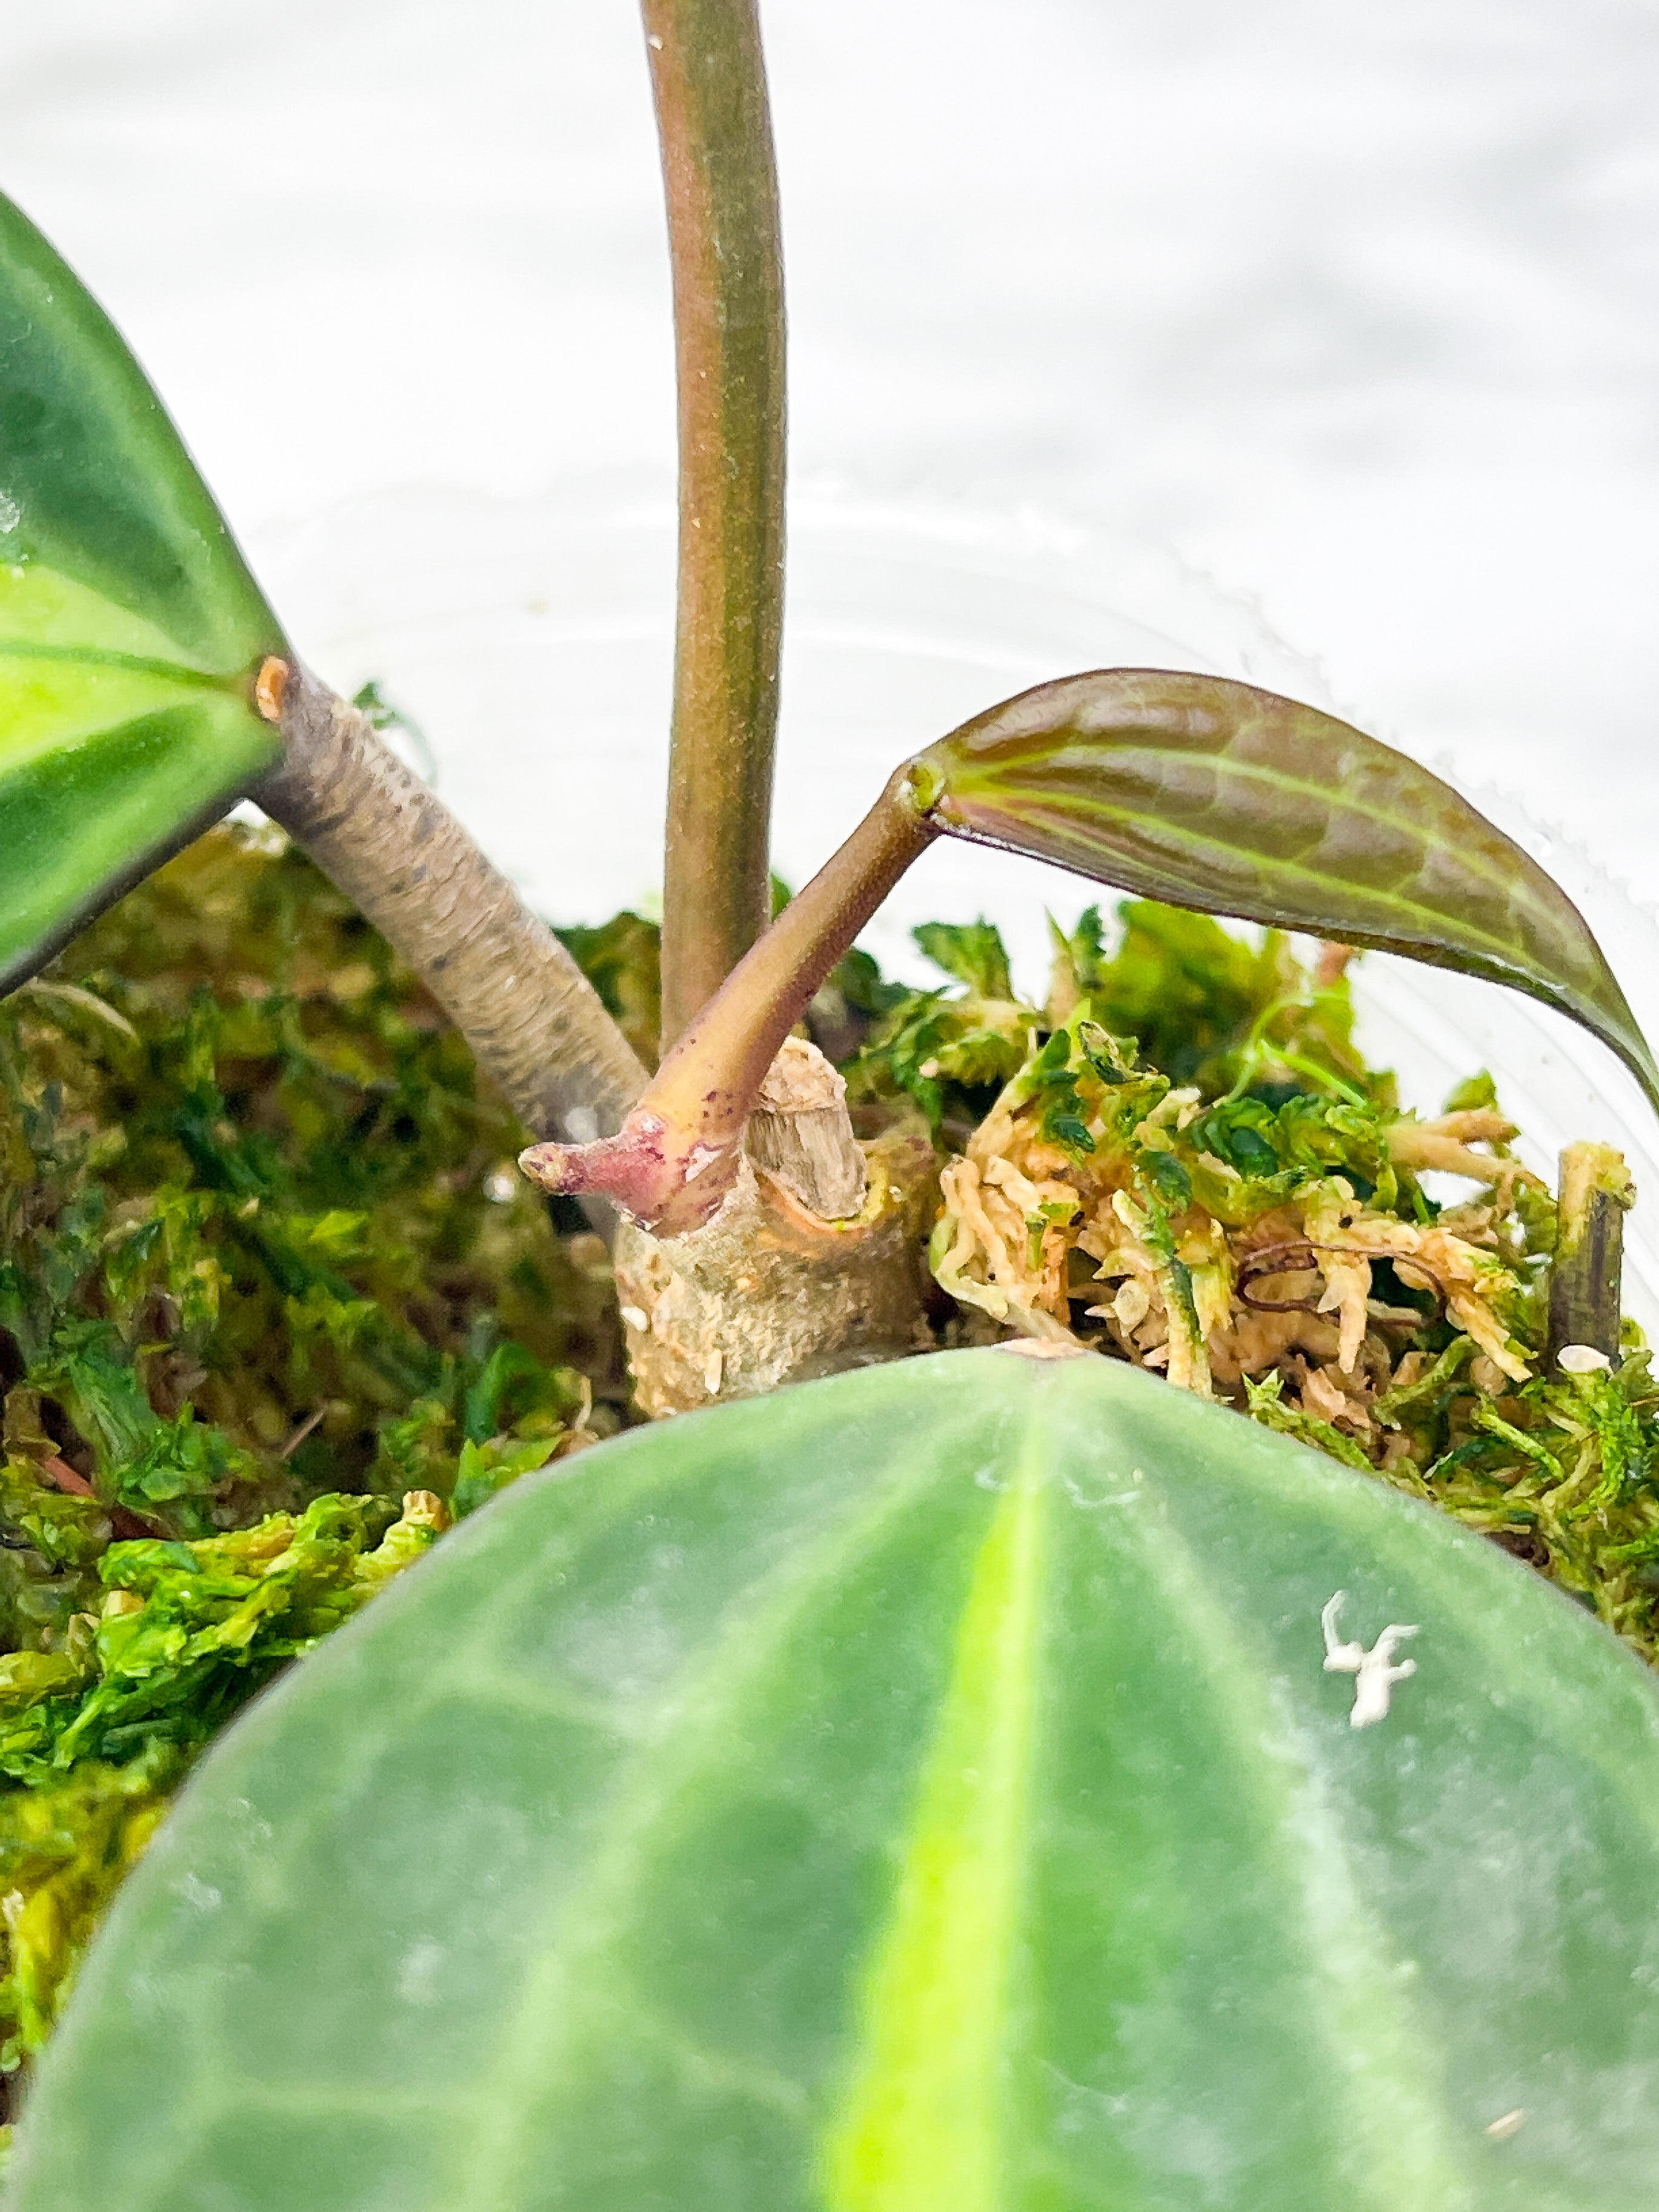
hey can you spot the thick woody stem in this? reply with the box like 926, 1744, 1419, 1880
520, 766, 937, 1232
645, 0, 788, 1048
613, 1121, 936, 1418
254, 662, 646, 1144
1547, 1140, 1633, 1369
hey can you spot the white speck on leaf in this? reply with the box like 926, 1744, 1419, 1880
0, 494, 19, 533
227, 1795, 274, 1844
1321, 1591, 1418, 1728
1484, 2108, 1525, 2141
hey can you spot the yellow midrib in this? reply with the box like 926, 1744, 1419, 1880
0, 561, 247, 776
0, 654, 219, 777
822, 1458, 1045, 2212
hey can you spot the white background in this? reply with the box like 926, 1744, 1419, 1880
3, 0, 1657, 892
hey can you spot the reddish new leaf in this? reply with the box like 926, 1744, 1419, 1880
914, 669, 1659, 1114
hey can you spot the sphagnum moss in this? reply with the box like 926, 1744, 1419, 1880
0, 823, 624, 2083
877, 907, 1659, 1664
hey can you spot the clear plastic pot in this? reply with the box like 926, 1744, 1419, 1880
253, 479, 1659, 1332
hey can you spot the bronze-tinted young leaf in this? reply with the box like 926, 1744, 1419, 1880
913, 668, 1659, 1114
0, 193, 287, 992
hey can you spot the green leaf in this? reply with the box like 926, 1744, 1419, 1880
15, 1347, 1659, 2208
914, 669, 1659, 1115
0, 193, 286, 992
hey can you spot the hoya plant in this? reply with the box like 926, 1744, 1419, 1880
2, 3, 1659, 2205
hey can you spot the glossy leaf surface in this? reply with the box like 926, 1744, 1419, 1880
15, 1347, 1659, 2211
916, 668, 1659, 1114
0, 193, 285, 990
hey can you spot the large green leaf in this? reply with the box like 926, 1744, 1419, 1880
913, 668, 1659, 1115
13, 1347, 1659, 2210
0, 194, 285, 991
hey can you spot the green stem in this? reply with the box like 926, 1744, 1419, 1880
520, 768, 937, 1233
645, 0, 787, 1050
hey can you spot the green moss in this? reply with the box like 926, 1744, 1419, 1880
0, 823, 628, 2071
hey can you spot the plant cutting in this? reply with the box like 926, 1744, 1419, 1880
1, 2, 1659, 2205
